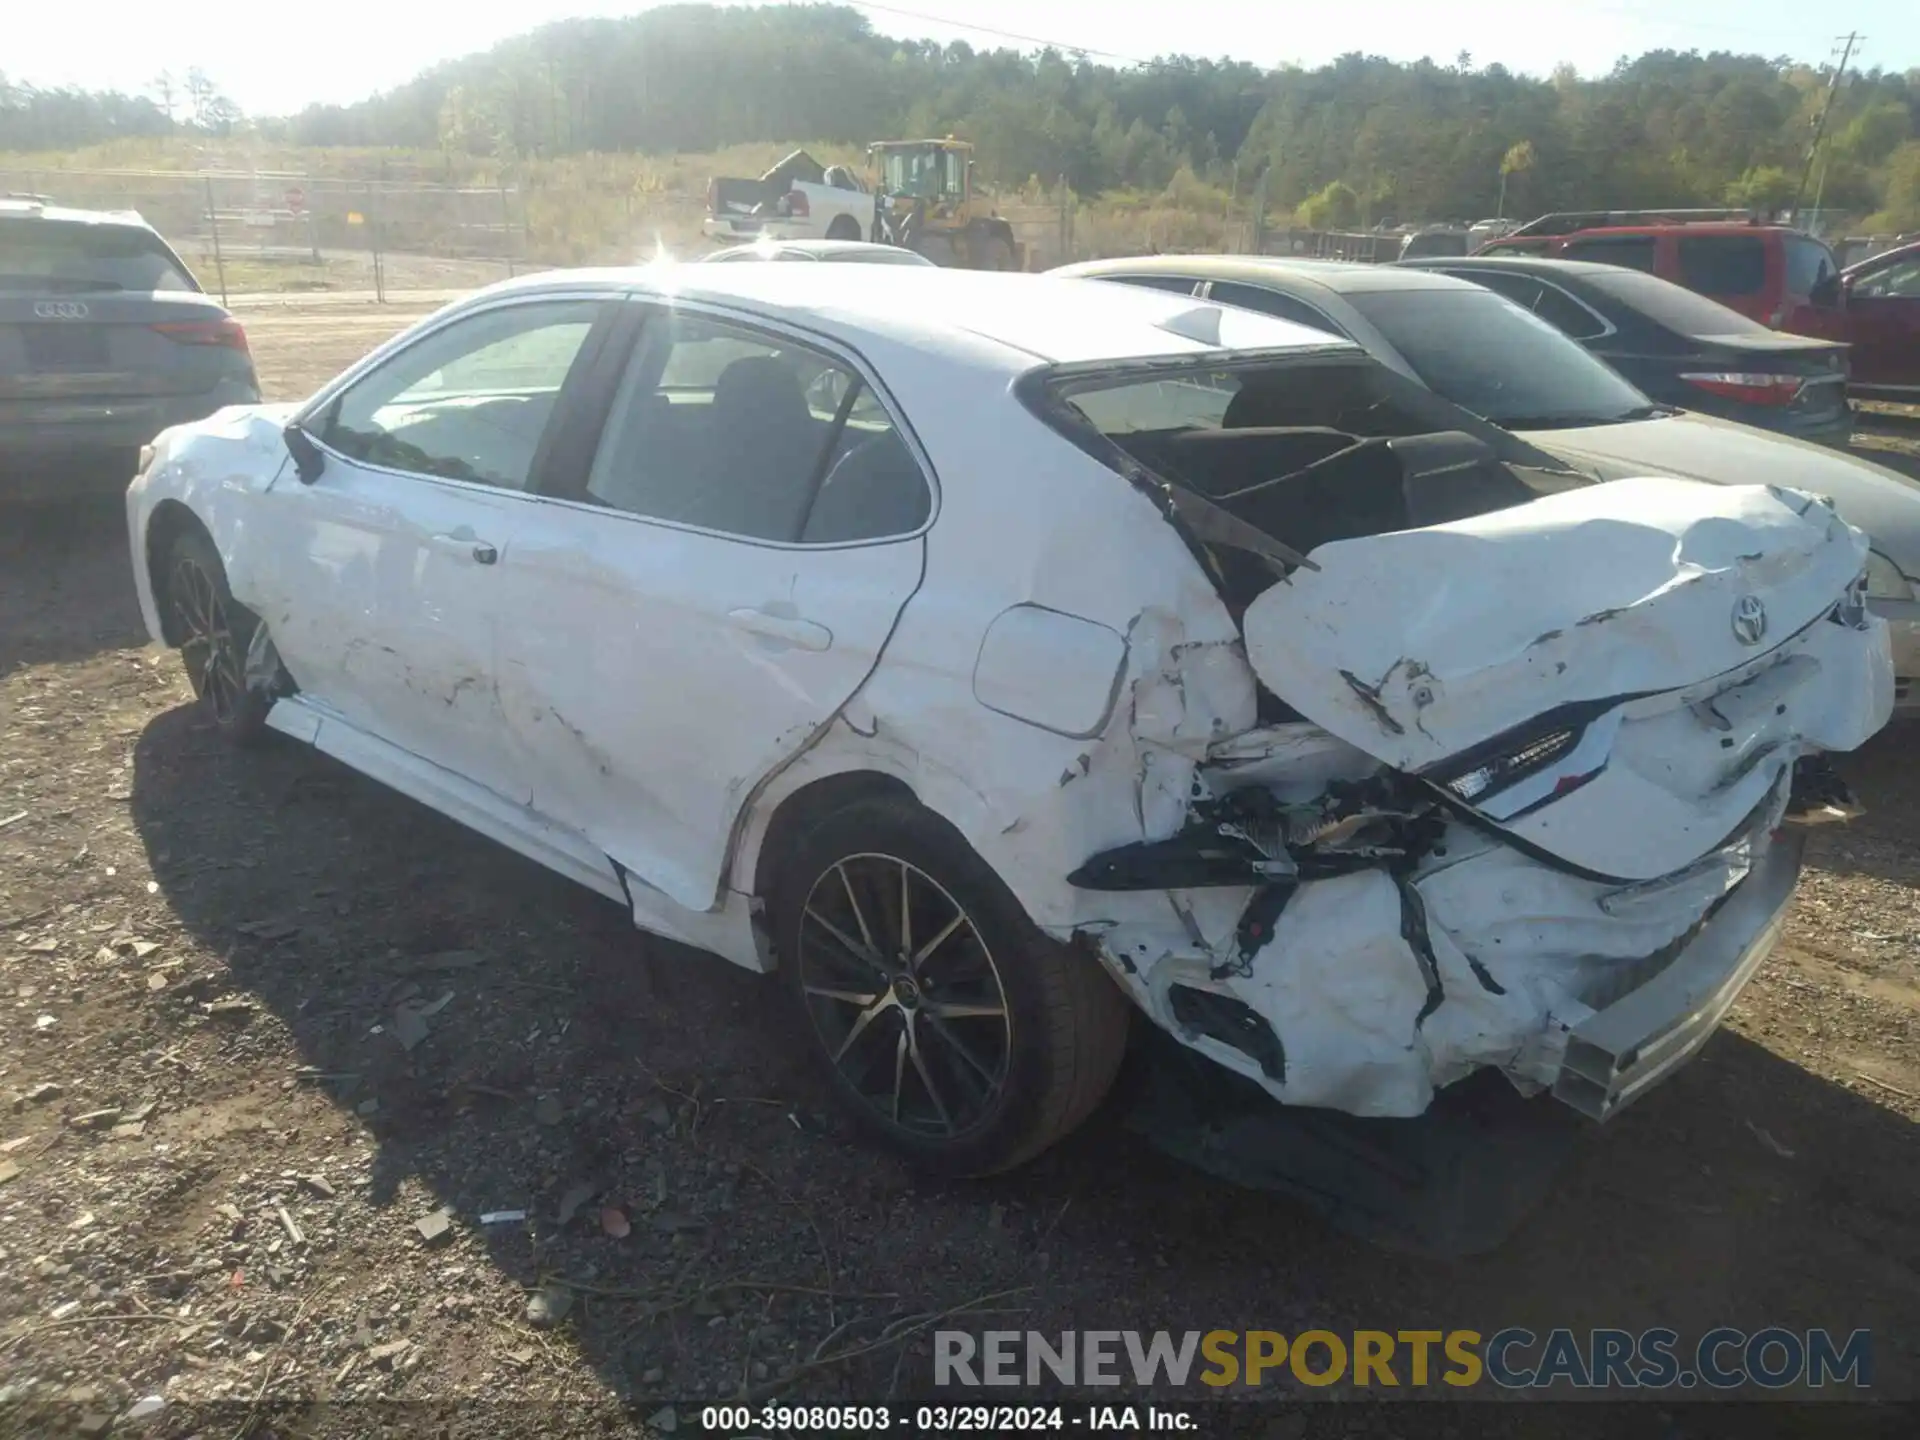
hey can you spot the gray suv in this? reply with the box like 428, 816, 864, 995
1, 196, 261, 502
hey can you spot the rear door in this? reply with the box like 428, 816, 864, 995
0, 215, 245, 450
501, 300, 930, 919
1845, 251, 1920, 392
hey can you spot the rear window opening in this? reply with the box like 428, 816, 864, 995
1339, 286, 1651, 428
0, 218, 197, 294
1029, 354, 1587, 618
1585, 268, 1772, 339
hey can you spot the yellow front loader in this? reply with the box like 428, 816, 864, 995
867, 139, 1026, 270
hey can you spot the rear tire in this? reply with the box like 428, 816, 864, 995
165, 529, 274, 747
826, 215, 863, 241
773, 795, 1131, 1177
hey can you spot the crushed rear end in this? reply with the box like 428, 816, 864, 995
1032, 350, 1892, 1126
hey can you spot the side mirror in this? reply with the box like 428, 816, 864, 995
284, 422, 325, 484
1810, 274, 1842, 308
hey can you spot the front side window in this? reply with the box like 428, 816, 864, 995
582, 310, 929, 544
319, 300, 600, 490
1677, 235, 1767, 298
1854, 258, 1920, 299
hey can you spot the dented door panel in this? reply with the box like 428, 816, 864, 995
496, 500, 925, 915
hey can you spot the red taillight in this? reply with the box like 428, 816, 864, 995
150, 317, 250, 354
782, 189, 810, 217
1678, 371, 1804, 407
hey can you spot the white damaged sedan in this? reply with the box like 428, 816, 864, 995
127, 265, 1891, 1179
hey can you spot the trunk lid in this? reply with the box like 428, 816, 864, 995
1241, 475, 1864, 772
0, 291, 241, 404
1241, 475, 1888, 878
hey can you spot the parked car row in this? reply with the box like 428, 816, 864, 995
1473, 212, 1918, 399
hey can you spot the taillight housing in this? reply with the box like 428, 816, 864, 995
780, 189, 811, 218
1678, 371, 1804, 407
150, 317, 250, 354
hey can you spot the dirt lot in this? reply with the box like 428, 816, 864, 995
3, 299, 1920, 1435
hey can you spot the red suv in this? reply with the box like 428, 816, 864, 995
1477, 215, 1843, 331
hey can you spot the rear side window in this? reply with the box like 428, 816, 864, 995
1585, 269, 1771, 338
1448, 271, 1607, 341
1562, 236, 1657, 273
1784, 236, 1838, 296
583, 310, 928, 545
1103, 274, 1203, 297
1205, 281, 1348, 338
1676, 236, 1766, 298
0, 218, 196, 294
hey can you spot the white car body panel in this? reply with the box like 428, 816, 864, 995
496, 495, 926, 917
124, 266, 1893, 1126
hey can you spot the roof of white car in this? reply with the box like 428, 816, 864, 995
475, 263, 1352, 370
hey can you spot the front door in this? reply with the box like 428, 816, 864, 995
501, 301, 931, 917
1847, 252, 1920, 392
250, 295, 610, 800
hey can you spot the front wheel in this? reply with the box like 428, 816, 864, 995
773, 796, 1131, 1176
165, 529, 274, 746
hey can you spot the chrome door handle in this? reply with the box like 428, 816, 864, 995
429, 532, 498, 565
727, 608, 832, 651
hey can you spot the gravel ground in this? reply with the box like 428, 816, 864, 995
2, 304, 1918, 1436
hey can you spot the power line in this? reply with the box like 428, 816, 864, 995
846, 2, 1152, 66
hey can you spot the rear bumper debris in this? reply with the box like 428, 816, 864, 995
1551, 826, 1802, 1120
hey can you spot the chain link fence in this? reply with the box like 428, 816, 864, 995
1, 166, 534, 302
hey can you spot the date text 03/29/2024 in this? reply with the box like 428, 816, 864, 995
699, 1406, 1192, 1433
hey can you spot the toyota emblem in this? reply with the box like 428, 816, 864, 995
1731, 594, 1768, 646
33, 300, 89, 320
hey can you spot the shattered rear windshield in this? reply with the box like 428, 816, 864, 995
1037, 354, 1589, 610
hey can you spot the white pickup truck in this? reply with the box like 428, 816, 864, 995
702, 150, 876, 245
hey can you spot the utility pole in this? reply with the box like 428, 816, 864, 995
1791, 32, 1861, 227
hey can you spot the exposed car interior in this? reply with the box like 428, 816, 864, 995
1045, 355, 1585, 613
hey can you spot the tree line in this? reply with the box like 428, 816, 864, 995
5, 3, 1917, 231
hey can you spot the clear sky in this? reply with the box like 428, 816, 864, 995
7, 1, 1910, 119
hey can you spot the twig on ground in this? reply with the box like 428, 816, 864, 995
230, 1281, 329, 1440
3, 1312, 187, 1353
1855, 1071, 1917, 1100
742, 1160, 839, 1329
741, 1285, 1032, 1403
